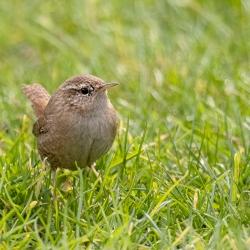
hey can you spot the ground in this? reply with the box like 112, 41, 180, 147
1, 1, 250, 249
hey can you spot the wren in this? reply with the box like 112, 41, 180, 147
22, 74, 118, 178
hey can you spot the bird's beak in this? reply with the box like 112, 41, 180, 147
100, 82, 119, 91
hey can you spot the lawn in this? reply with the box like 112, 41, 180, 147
1, 0, 250, 249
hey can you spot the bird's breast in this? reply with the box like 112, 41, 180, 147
37, 103, 117, 170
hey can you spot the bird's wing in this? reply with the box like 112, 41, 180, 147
32, 115, 49, 137
22, 83, 51, 117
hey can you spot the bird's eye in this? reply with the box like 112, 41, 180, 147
81, 87, 89, 95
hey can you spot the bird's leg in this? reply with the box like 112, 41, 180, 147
89, 163, 102, 184
89, 163, 113, 202
42, 157, 57, 205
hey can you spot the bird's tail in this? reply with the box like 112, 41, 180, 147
22, 83, 51, 117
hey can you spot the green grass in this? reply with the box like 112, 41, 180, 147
1, 0, 250, 249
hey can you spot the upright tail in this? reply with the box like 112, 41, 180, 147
22, 83, 51, 117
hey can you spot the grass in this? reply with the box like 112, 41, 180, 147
1, 0, 250, 249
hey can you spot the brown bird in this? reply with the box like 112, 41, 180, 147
22, 74, 118, 183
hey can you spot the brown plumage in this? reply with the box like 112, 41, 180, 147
22, 74, 118, 174
22, 83, 50, 117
